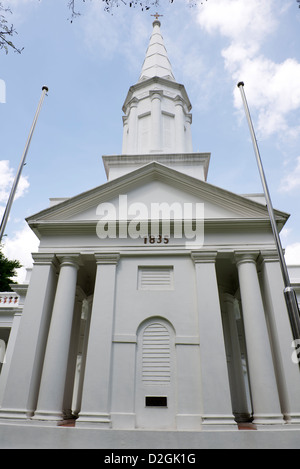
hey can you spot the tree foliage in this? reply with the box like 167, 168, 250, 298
0, 2, 23, 54
0, 247, 22, 291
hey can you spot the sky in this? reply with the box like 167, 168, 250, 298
0, 0, 300, 282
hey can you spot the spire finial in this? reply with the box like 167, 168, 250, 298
151, 12, 163, 25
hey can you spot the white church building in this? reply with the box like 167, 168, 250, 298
1, 18, 300, 449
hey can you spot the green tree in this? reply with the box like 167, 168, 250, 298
0, 247, 21, 291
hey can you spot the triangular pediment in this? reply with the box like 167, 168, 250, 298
27, 162, 288, 234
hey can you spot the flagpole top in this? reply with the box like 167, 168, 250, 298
237, 81, 244, 88
42, 86, 49, 92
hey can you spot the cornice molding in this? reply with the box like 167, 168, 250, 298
27, 161, 288, 225
123, 76, 191, 113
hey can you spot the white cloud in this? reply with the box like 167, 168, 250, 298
196, 0, 300, 139
197, 0, 277, 45
0, 160, 29, 219
2, 223, 39, 283
285, 243, 300, 266
280, 156, 300, 193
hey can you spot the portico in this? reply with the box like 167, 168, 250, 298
0, 17, 300, 448
0, 242, 297, 429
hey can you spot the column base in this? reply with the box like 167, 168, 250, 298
31, 410, 64, 422
201, 414, 237, 430
76, 412, 111, 428
252, 413, 285, 425
0, 408, 33, 420
285, 413, 300, 424
234, 412, 253, 423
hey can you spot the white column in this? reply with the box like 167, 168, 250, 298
191, 251, 236, 427
258, 250, 300, 423
0, 311, 23, 406
62, 287, 85, 419
185, 113, 193, 153
175, 97, 186, 153
73, 297, 92, 417
122, 116, 129, 154
150, 91, 162, 152
235, 251, 284, 425
0, 254, 58, 420
33, 255, 80, 421
77, 252, 120, 427
0, 283, 28, 403
127, 99, 138, 154
222, 293, 250, 422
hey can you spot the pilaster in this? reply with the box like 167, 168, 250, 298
127, 98, 138, 154
150, 91, 163, 152
175, 97, 186, 153
77, 252, 120, 427
191, 251, 236, 428
0, 253, 58, 420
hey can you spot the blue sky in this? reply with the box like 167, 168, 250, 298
1, 0, 300, 282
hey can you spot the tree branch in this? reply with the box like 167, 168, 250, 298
0, 2, 23, 54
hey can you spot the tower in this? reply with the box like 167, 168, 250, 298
0, 18, 300, 449
122, 17, 192, 155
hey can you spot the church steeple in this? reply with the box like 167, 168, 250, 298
122, 17, 193, 155
139, 17, 175, 82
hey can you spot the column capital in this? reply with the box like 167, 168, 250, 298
174, 95, 185, 107
191, 251, 218, 264
234, 251, 259, 266
128, 97, 139, 108
31, 253, 58, 267
94, 252, 120, 265
57, 254, 82, 270
222, 292, 235, 305
150, 90, 163, 101
258, 249, 280, 264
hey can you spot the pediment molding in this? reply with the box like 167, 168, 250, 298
26, 162, 288, 229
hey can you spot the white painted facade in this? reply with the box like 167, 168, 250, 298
1, 19, 300, 448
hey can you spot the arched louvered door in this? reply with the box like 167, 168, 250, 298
135, 320, 176, 429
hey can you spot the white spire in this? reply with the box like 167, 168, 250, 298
139, 19, 175, 82
121, 17, 193, 157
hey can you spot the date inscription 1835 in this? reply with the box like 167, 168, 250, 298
143, 235, 170, 245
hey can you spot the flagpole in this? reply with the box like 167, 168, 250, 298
237, 81, 300, 343
0, 86, 48, 244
